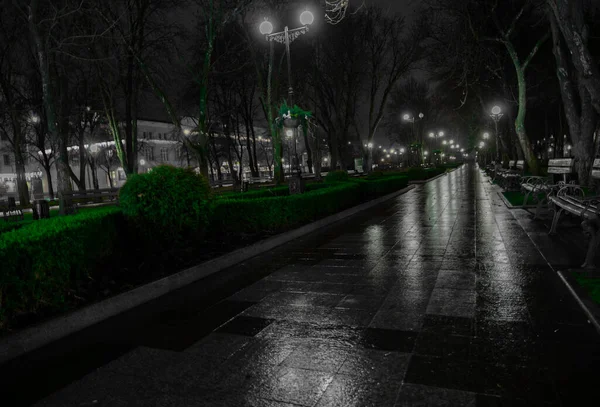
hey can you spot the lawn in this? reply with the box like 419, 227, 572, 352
502, 190, 545, 206
575, 275, 600, 305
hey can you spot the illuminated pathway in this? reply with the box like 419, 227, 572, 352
29, 164, 600, 406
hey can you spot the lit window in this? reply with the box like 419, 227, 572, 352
160, 148, 168, 162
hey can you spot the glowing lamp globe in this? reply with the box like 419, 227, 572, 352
429, 132, 434, 138
439, 131, 444, 137
300, 10, 314, 26
259, 19, 273, 35
403, 114, 410, 120
491, 105, 501, 115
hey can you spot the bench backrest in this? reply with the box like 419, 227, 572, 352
592, 159, 600, 180
516, 160, 525, 170
508, 160, 516, 169
548, 158, 575, 174
61, 188, 119, 197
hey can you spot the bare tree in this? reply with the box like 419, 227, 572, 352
0, 10, 31, 205
361, 6, 425, 171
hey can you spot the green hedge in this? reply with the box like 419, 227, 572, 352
325, 170, 350, 183
119, 165, 211, 245
0, 220, 35, 235
353, 175, 409, 196
0, 206, 123, 329
406, 167, 445, 181
210, 182, 363, 234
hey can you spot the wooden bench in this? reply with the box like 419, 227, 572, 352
247, 177, 272, 184
492, 161, 512, 184
548, 159, 600, 269
501, 160, 526, 190
59, 188, 120, 214
521, 158, 576, 219
547, 157, 576, 183
0, 197, 24, 222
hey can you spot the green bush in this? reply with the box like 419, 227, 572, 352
405, 167, 445, 181
358, 175, 409, 196
0, 206, 123, 330
119, 165, 211, 242
366, 171, 385, 180
216, 186, 289, 200
325, 170, 350, 183
305, 182, 333, 192
0, 220, 35, 235
210, 182, 362, 235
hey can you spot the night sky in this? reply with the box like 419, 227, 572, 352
365, 0, 417, 15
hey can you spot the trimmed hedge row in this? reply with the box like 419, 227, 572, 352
0, 220, 35, 235
0, 206, 123, 329
210, 182, 363, 235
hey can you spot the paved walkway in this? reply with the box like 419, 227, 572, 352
32, 164, 600, 406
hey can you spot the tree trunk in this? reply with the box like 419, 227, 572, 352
303, 125, 313, 173
311, 127, 322, 180
28, 0, 72, 215
549, 11, 597, 186
44, 163, 54, 199
514, 69, 541, 174
14, 148, 30, 206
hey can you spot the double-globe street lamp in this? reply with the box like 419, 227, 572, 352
403, 112, 424, 165
428, 131, 444, 164
260, 10, 314, 177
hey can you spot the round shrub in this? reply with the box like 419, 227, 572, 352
119, 165, 211, 242
325, 170, 350, 183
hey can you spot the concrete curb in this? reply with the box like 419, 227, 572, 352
497, 191, 539, 209
0, 184, 417, 364
556, 270, 600, 335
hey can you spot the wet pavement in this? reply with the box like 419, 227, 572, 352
22, 164, 600, 406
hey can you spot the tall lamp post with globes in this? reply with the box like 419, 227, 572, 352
259, 10, 314, 107
260, 10, 314, 189
490, 106, 503, 167
403, 112, 424, 165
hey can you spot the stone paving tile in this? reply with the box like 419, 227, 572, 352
395, 383, 476, 407
30, 165, 600, 407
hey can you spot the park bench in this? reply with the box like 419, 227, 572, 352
521, 158, 576, 219
501, 160, 526, 191
492, 161, 512, 184
0, 197, 24, 222
547, 159, 600, 269
59, 188, 120, 214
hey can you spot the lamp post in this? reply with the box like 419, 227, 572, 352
490, 106, 503, 166
403, 112, 424, 165
428, 131, 444, 164
260, 10, 314, 184
260, 11, 314, 107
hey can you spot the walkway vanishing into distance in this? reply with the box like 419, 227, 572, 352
7, 164, 600, 406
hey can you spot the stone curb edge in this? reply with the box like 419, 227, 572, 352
0, 184, 417, 364
556, 270, 600, 335
497, 191, 538, 209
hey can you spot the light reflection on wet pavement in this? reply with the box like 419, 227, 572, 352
35, 164, 600, 406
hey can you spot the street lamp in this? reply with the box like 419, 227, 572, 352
260, 11, 314, 106
403, 112, 424, 143
490, 105, 503, 165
